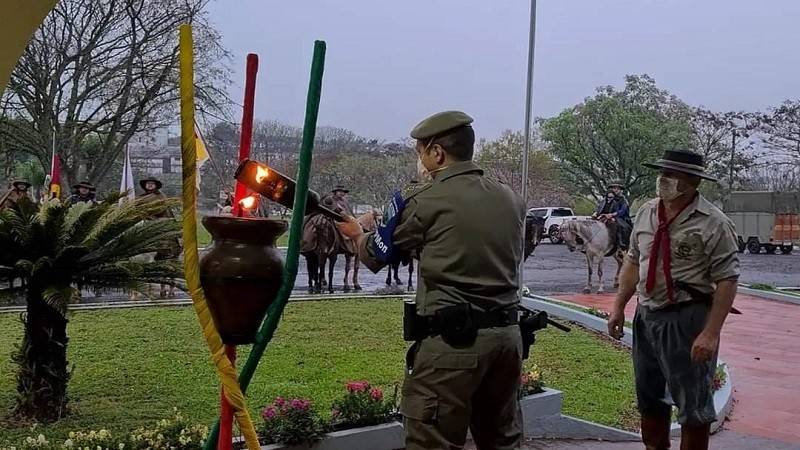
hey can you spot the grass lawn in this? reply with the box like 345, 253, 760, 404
0, 299, 635, 444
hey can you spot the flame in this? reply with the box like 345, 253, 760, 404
239, 195, 258, 210
255, 165, 270, 183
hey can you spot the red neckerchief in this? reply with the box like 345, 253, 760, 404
645, 194, 697, 303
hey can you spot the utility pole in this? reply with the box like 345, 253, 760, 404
729, 130, 736, 192
520, 0, 537, 297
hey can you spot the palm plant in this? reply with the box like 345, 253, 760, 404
0, 194, 183, 423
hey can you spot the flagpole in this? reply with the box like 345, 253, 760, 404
520, 0, 537, 297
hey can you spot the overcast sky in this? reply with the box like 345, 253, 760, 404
206, 0, 800, 142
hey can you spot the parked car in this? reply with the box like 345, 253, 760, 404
723, 191, 800, 255
527, 207, 590, 244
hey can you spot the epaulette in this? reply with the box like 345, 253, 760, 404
401, 182, 432, 201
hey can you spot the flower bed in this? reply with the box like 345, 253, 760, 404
2, 410, 208, 450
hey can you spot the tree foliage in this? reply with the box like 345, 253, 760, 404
475, 129, 570, 207
757, 100, 800, 162
540, 74, 694, 201
0, 0, 231, 188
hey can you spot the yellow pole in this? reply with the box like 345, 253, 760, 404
0, 0, 58, 97
178, 24, 260, 450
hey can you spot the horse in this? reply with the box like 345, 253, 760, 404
558, 219, 625, 294
301, 208, 381, 294
524, 214, 546, 260
301, 212, 339, 294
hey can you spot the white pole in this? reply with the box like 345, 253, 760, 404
520, 0, 537, 297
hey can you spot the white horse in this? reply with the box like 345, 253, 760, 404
559, 219, 625, 294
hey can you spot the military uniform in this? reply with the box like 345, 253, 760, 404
66, 181, 97, 205
628, 151, 740, 428
357, 111, 526, 450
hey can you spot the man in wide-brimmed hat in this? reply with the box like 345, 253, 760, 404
593, 179, 632, 249
67, 181, 97, 205
0, 179, 32, 210
608, 150, 739, 450
137, 175, 180, 297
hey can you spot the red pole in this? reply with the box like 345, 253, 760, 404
232, 53, 259, 216
218, 345, 236, 450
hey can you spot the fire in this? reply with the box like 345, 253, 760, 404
239, 195, 258, 210
255, 165, 270, 184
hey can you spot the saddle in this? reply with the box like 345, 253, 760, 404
600, 219, 631, 257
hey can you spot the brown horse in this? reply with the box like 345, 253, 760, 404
301, 208, 381, 294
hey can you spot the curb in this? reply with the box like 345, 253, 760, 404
522, 294, 735, 438
0, 293, 413, 314
738, 286, 800, 306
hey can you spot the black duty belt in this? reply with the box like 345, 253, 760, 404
422, 308, 518, 337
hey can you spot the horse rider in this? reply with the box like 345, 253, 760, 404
337, 111, 527, 450
138, 176, 180, 297
67, 181, 97, 205
0, 179, 32, 210
608, 150, 740, 450
593, 180, 632, 249
322, 185, 354, 217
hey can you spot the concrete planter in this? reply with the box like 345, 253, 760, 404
259, 421, 404, 450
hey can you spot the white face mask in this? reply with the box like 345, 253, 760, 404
656, 175, 682, 201
416, 158, 432, 182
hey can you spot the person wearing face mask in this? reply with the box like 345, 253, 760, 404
607, 150, 740, 450
337, 111, 527, 450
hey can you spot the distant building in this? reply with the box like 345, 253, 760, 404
128, 127, 181, 175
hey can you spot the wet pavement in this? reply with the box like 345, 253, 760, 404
290, 242, 800, 297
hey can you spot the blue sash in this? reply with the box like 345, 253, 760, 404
372, 190, 406, 264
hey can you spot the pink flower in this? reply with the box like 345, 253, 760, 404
274, 396, 285, 407
345, 381, 369, 393
290, 399, 310, 410
369, 388, 384, 401
262, 407, 276, 420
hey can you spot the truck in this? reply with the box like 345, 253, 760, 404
527, 207, 591, 244
723, 191, 800, 255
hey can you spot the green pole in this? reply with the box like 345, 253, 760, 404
205, 40, 326, 450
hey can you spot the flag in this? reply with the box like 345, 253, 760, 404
119, 145, 135, 203
194, 123, 209, 190
49, 151, 61, 199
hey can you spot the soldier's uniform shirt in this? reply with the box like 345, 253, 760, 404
627, 193, 740, 425
359, 160, 526, 315
357, 160, 527, 450
628, 194, 740, 310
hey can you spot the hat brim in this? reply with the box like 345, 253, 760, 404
332, 189, 349, 193
73, 184, 94, 190
12, 181, 31, 188
140, 180, 163, 189
643, 161, 718, 182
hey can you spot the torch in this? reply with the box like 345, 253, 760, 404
234, 159, 345, 221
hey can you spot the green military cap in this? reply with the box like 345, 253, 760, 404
410, 110, 474, 140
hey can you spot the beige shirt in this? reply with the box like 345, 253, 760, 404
628, 194, 740, 310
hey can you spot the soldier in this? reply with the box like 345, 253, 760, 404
607, 150, 739, 450
67, 181, 97, 205
0, 179, 32, 210
337, 111, 526, 450
138, 176, 180, 297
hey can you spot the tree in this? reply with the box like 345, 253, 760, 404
757, 100, 800, 162
0, 196, 182, 422
540, 74, 694, 201
689, 108, 757, 191
475, 129, 570, 207
313, 151, 416, 207
0, 0, 231, 188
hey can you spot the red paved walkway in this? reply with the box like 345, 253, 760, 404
553, 292, 800, 445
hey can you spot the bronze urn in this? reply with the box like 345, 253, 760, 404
199, 216, 288, 345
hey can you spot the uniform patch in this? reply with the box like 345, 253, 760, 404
674, 233, 703, 260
